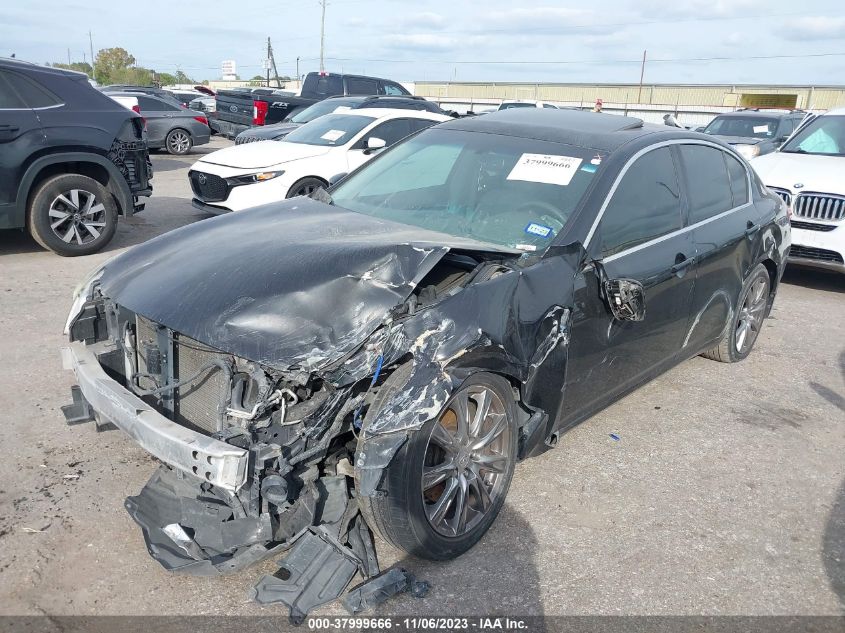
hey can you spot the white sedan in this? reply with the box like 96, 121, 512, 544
188, 108, 451, 213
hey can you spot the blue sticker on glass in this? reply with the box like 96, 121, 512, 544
525, 223, 553, 238
581, 163, 598, 173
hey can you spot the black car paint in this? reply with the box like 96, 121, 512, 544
66, 110, 789, 578
0, 60, 152, 230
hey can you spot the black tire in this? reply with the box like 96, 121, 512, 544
702, 263, 771, 363
165, 128, 193, 155
27, 174, 118, 257
286, 177, 326, 199
358, 372, 517, 560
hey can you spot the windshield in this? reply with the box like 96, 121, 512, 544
704, 116, 780, 139
288, 98, 362, 123
330, 128, 600, 251
780, 115, 845, 156
283, 113, 375, 146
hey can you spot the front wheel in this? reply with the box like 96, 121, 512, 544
702, 263, 770, 363
286, 177, 326, 198
358, 372, 517, 560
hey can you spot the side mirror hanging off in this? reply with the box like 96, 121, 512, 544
593, 259, 646, 322
603, 278, 647, 322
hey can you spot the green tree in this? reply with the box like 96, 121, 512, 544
156, 72, 177, 86
174, 70, 194, 84
93, 47, 153, 85
50, 61, 93, 77
251, 74, 265, 81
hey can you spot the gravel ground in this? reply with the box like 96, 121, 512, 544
0, 137, 843, 618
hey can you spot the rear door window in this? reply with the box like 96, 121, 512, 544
346, 77, 379, 95
380, 82, 408, 96
598, 147, 682, 257
0, 72, 27, 108
678, 144, 734, 224
2, 71, 60, 108
724, 152, 750, 207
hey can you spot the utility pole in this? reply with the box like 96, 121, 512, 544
268, 38, 281, 88
266, 37, 271, 87
296, 56, 300, 81
319, 0, 327, 73
88, 30, 95, 66
637, 49, 647, 104
67, 48, 71, 65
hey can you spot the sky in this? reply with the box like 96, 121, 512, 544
2, 0, 845, 85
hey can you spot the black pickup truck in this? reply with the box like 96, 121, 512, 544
211, 71, 411, 138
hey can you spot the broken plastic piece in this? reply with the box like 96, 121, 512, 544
250, 527, 361, 625
61, 385, 94, 425
341, 567, 430, 615
610, 433, 620, 441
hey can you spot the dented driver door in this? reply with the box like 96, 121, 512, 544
559, 146, 697, 426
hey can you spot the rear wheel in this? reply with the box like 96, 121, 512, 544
165, 128, 192, 155
358, 372, 517, 560
286, 177, 326, 198
27, 174, 117, 256
702, 263, 770, 363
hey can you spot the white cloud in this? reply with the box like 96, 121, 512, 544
344, 16, 365, 27
402, 12, 445, 30
478, 7, 614, 35
779, 16, 845, 40
638, 0, 763, 19
382, 33, 458, 52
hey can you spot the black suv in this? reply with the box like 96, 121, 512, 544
1, 60, 152, 256
702, 108, 807, 160
234, 95, 452, 144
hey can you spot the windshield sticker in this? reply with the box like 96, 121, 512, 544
507, 154, 583, 186
753, 125, 770, 134
590, 154, 603, 165
525, 222, 553, 238
581, 163, 598, 173
321, 129, 346, 142
514, 244, 538, 252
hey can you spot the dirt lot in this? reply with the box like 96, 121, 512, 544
1, 138, 843, 617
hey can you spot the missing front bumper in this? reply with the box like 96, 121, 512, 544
61, 342, 248, 491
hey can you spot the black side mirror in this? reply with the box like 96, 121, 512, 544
604, 278, 646, 322
328, 172, 348, 187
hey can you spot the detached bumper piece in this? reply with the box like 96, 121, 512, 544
342, 568, 431, 615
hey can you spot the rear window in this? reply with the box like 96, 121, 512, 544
288, 98, 361, 123
284, 113, 375, 146
303, 74, 344, 98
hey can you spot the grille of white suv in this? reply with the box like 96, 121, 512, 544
793, 193, 845, 221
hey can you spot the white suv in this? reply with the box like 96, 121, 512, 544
752, 107, 845, 273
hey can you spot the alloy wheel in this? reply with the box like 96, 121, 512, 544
421, 385, 512, 537
293, 182, 320, 197
168, 131, 190, 154
735, 276, 768, 353
48, 189, 107, 246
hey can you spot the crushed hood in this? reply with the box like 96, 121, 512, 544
99, 199, 516, 372
199, 140, 330, 170
751, 151, 845, 193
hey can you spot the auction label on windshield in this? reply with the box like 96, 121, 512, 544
507, 153, 583, 186
321, 129, 346, 142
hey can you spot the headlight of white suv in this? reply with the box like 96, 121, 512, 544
735, 144, 761, 160
63, 265, 106, 335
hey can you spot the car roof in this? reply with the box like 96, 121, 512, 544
344, 107, 450, 121
0, 57, 86, 78
713, 109, 803, 118
438, 108, 665, 151
823, 107, 845, 116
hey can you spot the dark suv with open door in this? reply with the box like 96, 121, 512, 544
0, 59, 152, 256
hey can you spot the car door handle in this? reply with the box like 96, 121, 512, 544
671, 254, 695, 274
745, 221, 760, 237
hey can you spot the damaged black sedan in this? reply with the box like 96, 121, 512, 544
62, 109, 789, 616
